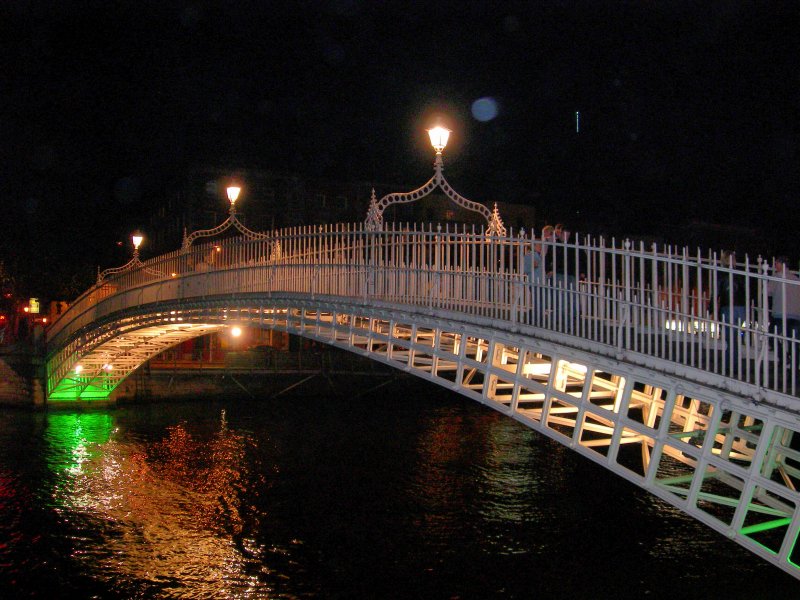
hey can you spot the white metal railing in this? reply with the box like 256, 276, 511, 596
47, 222, 800, 398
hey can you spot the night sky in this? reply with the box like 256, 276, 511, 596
1, 1, 798, 298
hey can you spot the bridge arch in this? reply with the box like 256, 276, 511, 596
49, 292, 800, 579
46, 222, 800, 580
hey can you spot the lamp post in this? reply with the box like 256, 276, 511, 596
131, 232, 143, 259
181, 182, 279, 252
227, 185, 241, 214
428, 125, 451, 155
97, 232, 149, 284
365, 126, 506, 236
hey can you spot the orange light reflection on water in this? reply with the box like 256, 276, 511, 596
44, 411, 283, 597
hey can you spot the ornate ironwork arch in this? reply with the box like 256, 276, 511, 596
181, 202, 274, 251
96, 247, 165, 284
365, 154, 506, 236
180, 202, 282, 260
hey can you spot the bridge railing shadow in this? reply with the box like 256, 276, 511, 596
47, 222, 800, 400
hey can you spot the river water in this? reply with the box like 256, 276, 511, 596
1, 378, 796, 599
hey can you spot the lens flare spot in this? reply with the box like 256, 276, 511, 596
471, 97, 498, 122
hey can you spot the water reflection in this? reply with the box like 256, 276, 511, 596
410, 408, 567, 558
2, 392, 795, 598
41, 409, 281, 598
45, 412, 114, 511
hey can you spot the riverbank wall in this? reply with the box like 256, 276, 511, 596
0, 352, 45, 408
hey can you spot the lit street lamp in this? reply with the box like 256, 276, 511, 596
365, 126, 506, 236
227, 186, 241, 213
131, 231, 143, 258
181, 182, 278, 251
427, 126, 450, 155
97, 232, 149, 284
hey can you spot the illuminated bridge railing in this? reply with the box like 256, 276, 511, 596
47, 222, 800, 401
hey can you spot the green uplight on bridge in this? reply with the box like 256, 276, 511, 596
47, 366, 118, 402
740, 517, 800, 573
740, 517, 793, 538
48, 383, 115, 401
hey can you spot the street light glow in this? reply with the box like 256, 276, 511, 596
427, 126, 451, 154
227, 186, 241, 206
131, 233, 143, 250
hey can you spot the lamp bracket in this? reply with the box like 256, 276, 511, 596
365, 157, 506, 236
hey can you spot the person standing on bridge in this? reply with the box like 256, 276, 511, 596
541, 225, 556, 280
716, 251, 754, 374
554, 225, 581, 288
769, 256, 800, 347
522, 232, 546, 284
521, 228, 549, 326
555, 224, 581, 327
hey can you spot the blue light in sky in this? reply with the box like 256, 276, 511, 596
471, 97, 498, 122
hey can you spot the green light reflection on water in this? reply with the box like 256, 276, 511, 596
44, 412, 115, 506
39, 407, 276, 595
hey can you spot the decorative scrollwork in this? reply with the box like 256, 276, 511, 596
181, 210, 271, 252
364, 153, 506, 236
270, 239, 282, 261
96, 250, 165, 284
365, 189, 383, 232
487, 203, 507, 237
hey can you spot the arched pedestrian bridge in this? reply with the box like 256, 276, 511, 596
46, 220, 800, 581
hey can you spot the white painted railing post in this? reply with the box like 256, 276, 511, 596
617, 238, 632, 353
365, 231, 376, 301
756, 259, 770, 389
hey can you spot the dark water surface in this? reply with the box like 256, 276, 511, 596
1, 380, 796, 599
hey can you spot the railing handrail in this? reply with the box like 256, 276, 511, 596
46, 222, 800, 399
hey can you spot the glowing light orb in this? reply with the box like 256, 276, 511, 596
231, 327, 242, 338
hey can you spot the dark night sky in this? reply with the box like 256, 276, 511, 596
1, 1, 798, 298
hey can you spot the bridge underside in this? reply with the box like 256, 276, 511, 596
48, 320, 225, 400
47, 295, 800, 579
